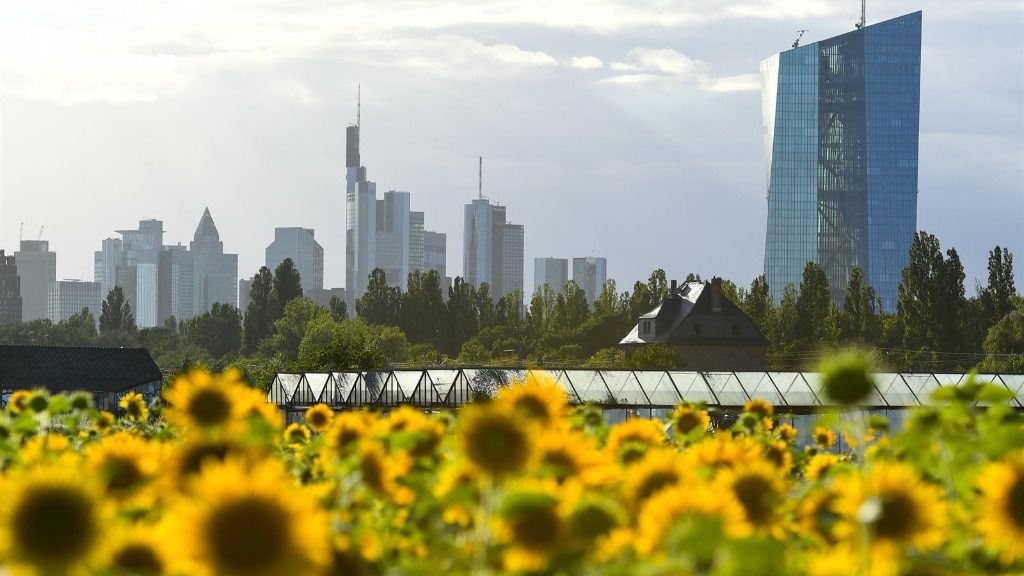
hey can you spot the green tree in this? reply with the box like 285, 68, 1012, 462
583, 347, 625, 368
355, 268, 401, 326
629, 344, 680, 370
840, 267, 881, 343
980, 246, 1016, 326
795, 262, 836, 346
551, 280, 590, 334
182, 303, 242, 358
296, 317, 388, 371
742, 275, 774, 337
264, 298, 329, 362
457, 338, 491, 364
52, 308, 98, 346
442, 277, 478, 356
400, 270, 445, 344
775, 284, 799, 346
898, 231, 966, 357
328, 295, 348, 322
243, 267, 274, 353
647, 269, 669, 304
270, 258, 304, 322
593, 279, 622, 318
475, 283, 497, 330
99, 286, 136, 336
981, 308, 1024, 372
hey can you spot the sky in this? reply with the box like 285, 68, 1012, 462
1, 0, 1022, 299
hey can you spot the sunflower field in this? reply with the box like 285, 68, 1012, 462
0, 356, 1022, 576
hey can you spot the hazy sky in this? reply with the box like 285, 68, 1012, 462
1, 0, 1021, 299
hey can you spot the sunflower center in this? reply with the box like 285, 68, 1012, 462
815, 433, 830, 446
1007, 476, 1024, 529
13, 485, 97, 565
676, 412, 702, 434
733, 475, 775, 526
206, 496, 289, 573
127, 400, 144, 418
181, 442, 232, 477
513, 395, 552, 424
570, 503, 618, 540
635, 470, 680, 505
873, 492, 919, 541
542, 450, 579, 481
510, 506, 560, 550
188, 389, 232, 427
112, 543, 164, 574
103, 456, 146, 496
287, 427, 309, 443
332, 427, 362, 451
361, 454, 386, 492
464, 415, 529, 476
766, 446, 787, 469
309, 410, 330, 428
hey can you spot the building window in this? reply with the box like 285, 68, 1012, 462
642, 320, 651, 335
693, 323, 702, 335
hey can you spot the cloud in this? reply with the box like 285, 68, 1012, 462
602, 47, 758, 92
483, 42, 558, 66
568, 56, 604, 70
700, 73, 761, 93
621, 47, 707, 77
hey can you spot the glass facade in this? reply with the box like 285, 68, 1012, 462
762, 12, 921, 311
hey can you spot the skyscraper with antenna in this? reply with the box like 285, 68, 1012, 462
463, 156, 524, 302
345, 83, 377, 309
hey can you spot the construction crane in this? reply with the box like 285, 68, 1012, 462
792, 29, 808, 48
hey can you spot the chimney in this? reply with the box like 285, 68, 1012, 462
711, 277, 723, 312
670, 279, 678, 297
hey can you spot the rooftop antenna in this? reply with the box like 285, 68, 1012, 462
19, 222, 23, 243
356, 83, 361, 128
856, 0, 866, 28
792, 29, 808, 48
37, 225, 44, 241
478, 156, 483, 199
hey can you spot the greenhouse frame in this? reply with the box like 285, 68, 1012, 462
267, 369, 1024, 417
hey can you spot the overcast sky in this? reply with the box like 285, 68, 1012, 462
1, 0, 1021, 300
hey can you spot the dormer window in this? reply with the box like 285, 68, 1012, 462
642, 320, 652, 336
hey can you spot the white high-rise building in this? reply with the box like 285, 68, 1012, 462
345, 121, 377, 309
14, 240, 56, 322
114, 219, 163, 328
424, 231, 447, 281
534, 257, 568, 295
266, 227, 324, 292
48, 280, 102, 324
409, 211, 425, 273
502, 224, 524, 301
572, 256, 608, 304
375, 190, 411, 290
464, 194, 523, 302
190, 208, 238, 315
94, 238, 123, 303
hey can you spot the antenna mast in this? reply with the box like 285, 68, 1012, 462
792, 29, 808, 48
856, 0, 866, 28
478, 156, 483, 199
356, 83, 361, 128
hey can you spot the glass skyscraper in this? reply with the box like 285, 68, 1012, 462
761, 11, 921, 311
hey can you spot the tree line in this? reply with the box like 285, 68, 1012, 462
0, 230, 1020, 388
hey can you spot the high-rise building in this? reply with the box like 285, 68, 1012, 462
345, 120, 377, 310
534, 257, 569, 295
376, 190, 411, 289
115, 219, 163, 328
573, 257, 608, 304
191, 208, 238, 315
48, 280, 102, 324
94, 238, 122, 299
424, 231, 447, 281
409, 211, 425, 273
0, 251, 22, 325
502, 224, 524, 300
761, 11, 921, 310
266, 228, 324, 292
238, 277, 253, 314
14, 240, 56, 321
158, 244, 194, 324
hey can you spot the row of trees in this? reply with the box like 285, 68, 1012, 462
1, 231, 1020, 387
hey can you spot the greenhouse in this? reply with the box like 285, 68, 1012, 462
268, 368, 1024, 415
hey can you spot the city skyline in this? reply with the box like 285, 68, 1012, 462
0, 1, 1020, 298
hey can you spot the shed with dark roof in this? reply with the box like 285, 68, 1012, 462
0, 345, 163, 410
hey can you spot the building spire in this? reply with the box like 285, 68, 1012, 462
479, 156, 483, 199
357, 82, 361, 128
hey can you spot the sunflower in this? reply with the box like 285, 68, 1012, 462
813, 427, 836, 450
456, 403, 533, 479
635, 482, 748, 556
166, 436, 247, 492
670, 403, 710, 437
176, 458, 329, 576
744, 398, 774, 420
806, 453, 840, 481
305, 403, 334, 433
685, 433, 763, 470
0, 464, 103, 572
605, 418, 665, 464
534, 433, 618, 487
567, 496, 622, 544
833, 462, 947, 556
94, 410, 116, 434
120, 391, 149, 422
976, 452, 1024, 564
324, 412, 371, 459
164, 368, 252, 432
383, 407, 445, 459
20, 434, 73, 465
358, 442, 413, 505
86, 431, 162, 504
715, 459, 787, 534
623, 449, 692, 511
6, 390, 31, 413
494, 479, 570, 572
764, 439, 794, 473
96, 522, 180, 575
497, 372, 569, 428
284, 423, 311, 445
799, 488, 841, 544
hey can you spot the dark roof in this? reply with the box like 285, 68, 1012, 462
0, 346, 162, 393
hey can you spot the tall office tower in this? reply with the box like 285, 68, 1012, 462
761, 11, 921, 310
266, 227, 324, 292
345, 116, 377, 310
424, 231, 447, 281
116, 219, 164, 328
190, 208, 238, 315
158, 244, 194, 324
409, 211, 425, 273
94, 238, 123, 299
375, 191, 411, 289
238, 277, 253, 315
0, 250, 22, 325
48, 280, 102, 324
464, 198, 494, 293
501, 223, 524, 301
14, 240, 56, 321
534, 257, 569, 295
572, 256, 608, 304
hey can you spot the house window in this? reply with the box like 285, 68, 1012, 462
642, 320, 652, 335
732, 324, 740, 336
693, 323, 702, 335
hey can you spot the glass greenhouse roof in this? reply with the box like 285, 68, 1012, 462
267, 370, 1024, 411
